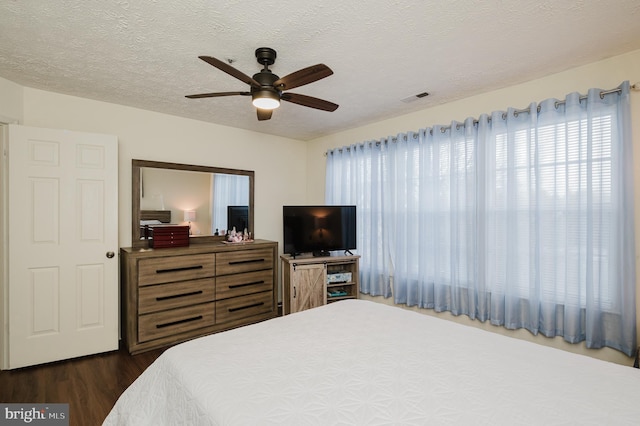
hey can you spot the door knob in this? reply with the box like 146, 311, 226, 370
106, 251, 115, 259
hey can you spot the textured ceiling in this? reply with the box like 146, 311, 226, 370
1, 1, 640, 141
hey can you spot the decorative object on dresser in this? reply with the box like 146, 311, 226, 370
148, 225, 190, 248
280, 254, 359, 314
121, 240, 278, 353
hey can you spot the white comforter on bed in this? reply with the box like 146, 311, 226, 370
104, 299, 640, 425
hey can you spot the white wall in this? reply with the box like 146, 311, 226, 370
307, 49, 640, 366
0, 77, 23, 123
17, 87, 307, 248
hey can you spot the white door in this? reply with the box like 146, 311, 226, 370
7, 124, 118, 369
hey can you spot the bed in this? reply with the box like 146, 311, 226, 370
104, 300, 640, 425
139, 209, 172, 240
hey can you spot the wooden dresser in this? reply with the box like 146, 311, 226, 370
120, 240, 278, 353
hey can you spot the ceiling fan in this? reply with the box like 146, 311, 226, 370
186, 47, 339, 121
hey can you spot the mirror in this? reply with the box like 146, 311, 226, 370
131, 159, 254, 249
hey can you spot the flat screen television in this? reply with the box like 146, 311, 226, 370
227, 205, 249, 233
283, 205, 356, 257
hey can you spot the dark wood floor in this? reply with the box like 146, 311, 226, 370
0, 346, 165, 426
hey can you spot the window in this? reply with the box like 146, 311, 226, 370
326, 83, 636, 355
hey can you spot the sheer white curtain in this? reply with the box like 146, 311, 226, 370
326, 82, 636, 355
326, 141, 393, 297
211, 174, 250, 233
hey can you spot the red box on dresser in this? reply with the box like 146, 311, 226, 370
149, 225, 190, 248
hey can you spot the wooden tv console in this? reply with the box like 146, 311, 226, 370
280, 253, 360, 314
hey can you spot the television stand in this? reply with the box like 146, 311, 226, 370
280, 253, 360, 315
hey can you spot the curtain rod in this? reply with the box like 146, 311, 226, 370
498, 86, 628, 122
325, 83, 636, 156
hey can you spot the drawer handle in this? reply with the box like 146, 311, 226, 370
155, 265, 204, 274
228, 280, 265, 289
228, 302, 264, 313
156, 290, 203, 301
227, 258, 265, 266
156, 315, 203, 329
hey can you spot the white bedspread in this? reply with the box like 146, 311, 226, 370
104, 300, 640, 425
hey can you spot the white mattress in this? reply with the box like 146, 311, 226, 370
104, 300, 640, 425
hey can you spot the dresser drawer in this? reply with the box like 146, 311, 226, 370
138, 253, 216, 286
138, 302, 216, 343
216, 291, 273, 324
216, 248, 273, 276
139, 278, 216, 314
215, 269, 273, 300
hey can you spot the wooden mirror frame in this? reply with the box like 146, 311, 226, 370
131, 159, 255, 249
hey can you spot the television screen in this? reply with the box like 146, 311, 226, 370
283, 205, 356, 256
227, 205, 249, 233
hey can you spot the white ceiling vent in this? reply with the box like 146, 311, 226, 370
401, 91, 430, 103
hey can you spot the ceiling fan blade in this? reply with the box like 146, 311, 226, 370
185, 91, 250, 99
257, 109, 273, 121
273, 64, 333, 91
281, 93, 339, 112
198, 56, 261, 87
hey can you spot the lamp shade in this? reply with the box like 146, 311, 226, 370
184, 210, 196, 222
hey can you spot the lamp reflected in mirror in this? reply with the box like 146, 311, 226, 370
314, 216, 328, 241
184, 210, 196, 235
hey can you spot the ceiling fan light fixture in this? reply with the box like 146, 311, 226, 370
187, 48, 338, 120
252, 90, 280, 110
